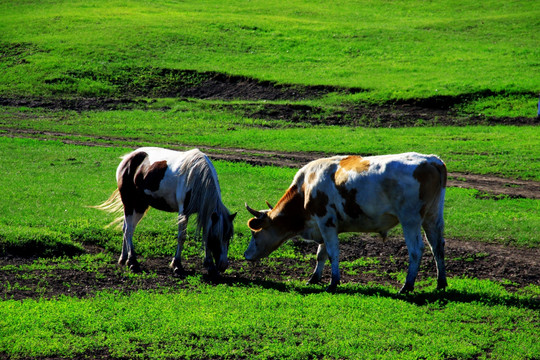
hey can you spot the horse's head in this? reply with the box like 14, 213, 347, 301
206, 210, 236, 273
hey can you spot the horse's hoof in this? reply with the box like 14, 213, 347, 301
206, 268, 221, 282
172, 266, 184, 277
306, 275, 321, 285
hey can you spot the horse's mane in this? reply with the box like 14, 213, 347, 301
181, 151, 227, 241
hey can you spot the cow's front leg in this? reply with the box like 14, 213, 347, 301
319, 225, 340, 292
307, 243, 328, 285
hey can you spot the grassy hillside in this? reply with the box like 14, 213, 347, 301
1, 0, 539, 114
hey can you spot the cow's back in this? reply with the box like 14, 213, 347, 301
296, 152, 446, 234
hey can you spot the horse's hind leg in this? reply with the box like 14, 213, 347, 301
170, 215, 188, 275
121, 211, 145, 273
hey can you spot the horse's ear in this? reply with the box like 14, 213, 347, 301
211, 212, 219, 224
229, 212, 237, 222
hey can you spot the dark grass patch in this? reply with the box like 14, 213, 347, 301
44, 67, 364, 100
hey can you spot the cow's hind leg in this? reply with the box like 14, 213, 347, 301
423, 215, 447, 290
316, 224, 340, 292
400, 221, 425, 293
307, 243, 328, 285
170, 215, 188, 275
121, 211, 146, 273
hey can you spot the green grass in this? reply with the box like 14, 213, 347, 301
2, 105, 539, 180
1, 278, 538, 359
1, 1, 538, 358
1, 0, 539, 113
0, 137, 538, 263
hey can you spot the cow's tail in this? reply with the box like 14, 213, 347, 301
90, 189, 124, 228
435, 160, 447, 230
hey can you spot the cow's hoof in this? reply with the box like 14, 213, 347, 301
437, 279, 448, 291
398, 283, 414, 294
128, 259, 141, 273
325, 282, 339, 293
206, 267, 220, 279
307, 274, 322, 285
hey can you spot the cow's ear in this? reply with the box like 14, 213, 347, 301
247, 216, 269, 231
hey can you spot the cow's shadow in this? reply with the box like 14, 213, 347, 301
212, 274, 539, 311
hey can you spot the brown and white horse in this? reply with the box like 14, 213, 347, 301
96, 147, 236, 275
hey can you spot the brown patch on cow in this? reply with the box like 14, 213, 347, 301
269, 185, 308, 233
306, 190, 329, 217
325, 217, 336, 228
334, 156, 370, 186
307, 172, 317, 184
413, 162, 444, 217
340, 156, 371, 173
337, 186, 365, 219
330, 204, 343, 222
271, 185, 300, 215
433, 162, 448, 188
330, 169, 368, 219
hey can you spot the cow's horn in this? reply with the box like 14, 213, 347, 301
245, 203, 263, 218
265, 200, 274, 210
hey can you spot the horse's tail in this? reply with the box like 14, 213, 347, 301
90, 189, 124, 228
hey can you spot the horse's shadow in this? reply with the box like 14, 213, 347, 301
210, 274, 539, 311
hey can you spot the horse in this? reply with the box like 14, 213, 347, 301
95, 147, 236, 275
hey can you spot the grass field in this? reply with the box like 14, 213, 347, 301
1, 0, 539, 358
1, 0, 539, 113
1, 106, 539, 179
1, 281, 539, 359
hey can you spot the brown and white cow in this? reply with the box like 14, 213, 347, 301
245, 152, 447, 293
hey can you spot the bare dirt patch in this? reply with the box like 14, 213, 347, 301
2, 236, 539, 302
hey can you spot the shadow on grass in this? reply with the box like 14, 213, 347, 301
215, 274, 540, 311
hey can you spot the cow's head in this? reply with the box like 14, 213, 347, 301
244, 186, 306, 261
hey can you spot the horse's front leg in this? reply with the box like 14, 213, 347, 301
203, 246, 218, 277
170, 215, 188, 275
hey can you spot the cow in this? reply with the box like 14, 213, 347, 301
244, 152, 447, 293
